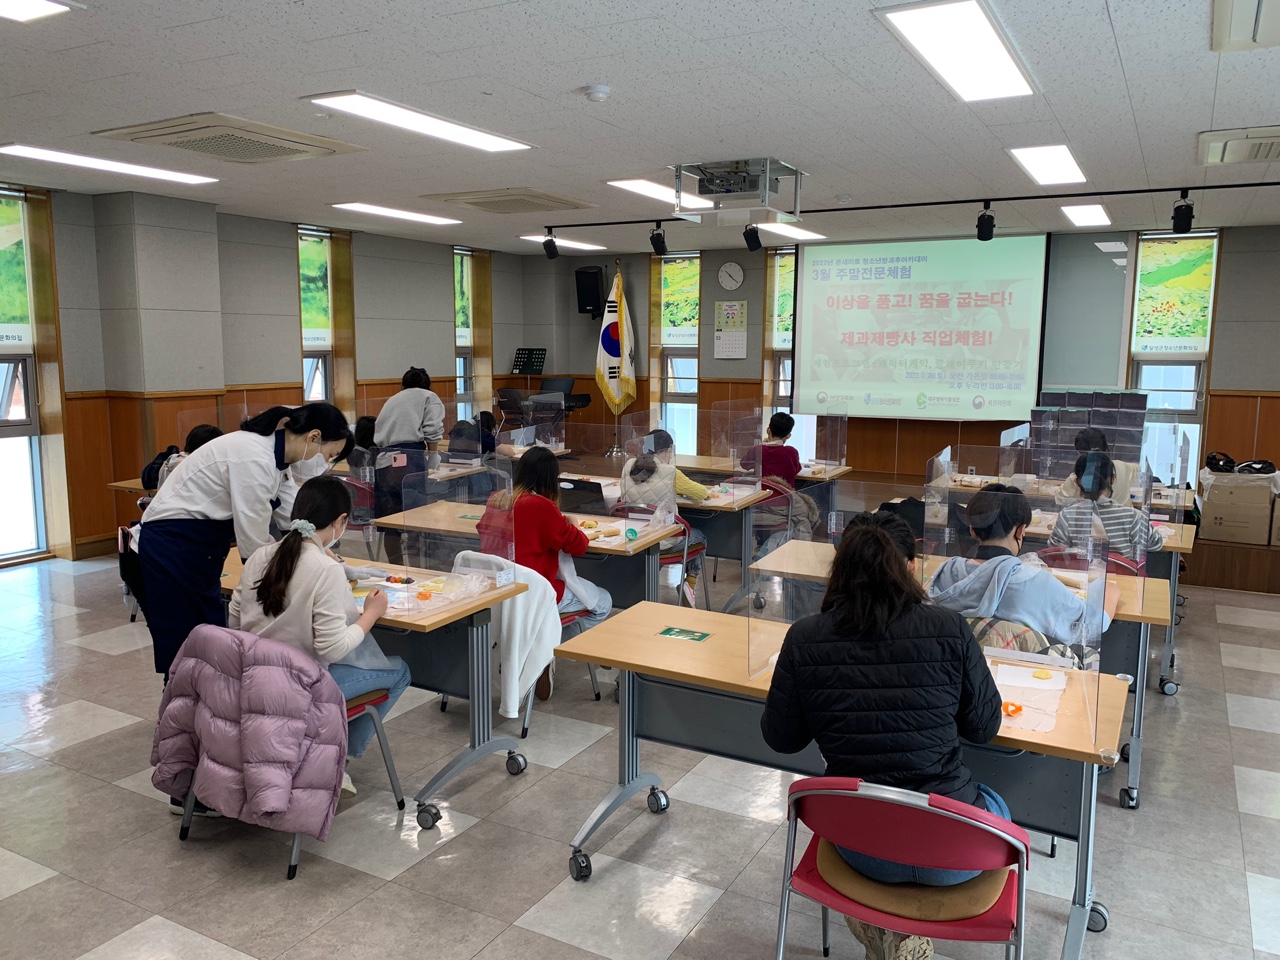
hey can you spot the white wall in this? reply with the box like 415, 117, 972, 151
217, 214, 302, 386
1211, 227, 1280, 391
352, 232, 454, 382
1041, 231, 1130, 390
51, 192, 104, 393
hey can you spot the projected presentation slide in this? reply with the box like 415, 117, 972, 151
794, 236, 1048, 421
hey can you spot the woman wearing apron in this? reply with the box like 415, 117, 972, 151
136, 403, 352, 679
373, 366, 446, 565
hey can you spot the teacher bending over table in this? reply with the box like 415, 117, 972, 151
761, 510, 1005, 960
135, 403, 352, 679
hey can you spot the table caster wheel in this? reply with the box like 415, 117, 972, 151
1087, 902, 1109, 933
416, 803, 441, 829
752, 594, 766, 610
1120, 742, 1130, 763
1160, 678, 1179, 696
647, 788, 670, 814
1119, 788, 1139, 810
506, 752, 528, 776
570, 850, 592, 881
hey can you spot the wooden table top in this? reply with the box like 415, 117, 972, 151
554, 601, 1127, 766
220, 552, 526, 634
674, 454, 851, 483
108, 478, 153, 495
748, 540, 1172, 627
374, 500, 681, 557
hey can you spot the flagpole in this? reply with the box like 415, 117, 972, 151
605, 258, 625, 458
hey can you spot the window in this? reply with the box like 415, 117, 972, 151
1134, 361, 1204, 480
1136, 363, 1199, 412
768, 248, 796, 414
774, 354, 793, 405
658, 255, 700, 453
454, 249, 474, 419
298, 229, 333, 401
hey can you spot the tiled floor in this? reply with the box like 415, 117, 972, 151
2, 554, 1279, 959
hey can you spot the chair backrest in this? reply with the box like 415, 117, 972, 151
789, 777, 1027, 875
340, 477, 377, 527
1106, 552, 1144, 576
1035, 546, 1088, 571
612, 500, 691, 536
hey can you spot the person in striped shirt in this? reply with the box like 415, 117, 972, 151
1048, 451, 1163, 561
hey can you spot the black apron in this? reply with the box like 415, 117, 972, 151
138, 517, 235, 676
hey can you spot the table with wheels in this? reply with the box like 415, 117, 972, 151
670, 486, 772, 612
553, 602, 1127, 957
376, 501, 680, 609
220, 553, 529, 830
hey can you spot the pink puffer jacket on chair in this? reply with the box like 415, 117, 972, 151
151, 624, 348, 841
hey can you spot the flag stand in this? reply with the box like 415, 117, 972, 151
604, 258, 626, 457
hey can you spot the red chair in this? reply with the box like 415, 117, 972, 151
612, 502, 709, 609
1037, 546, 1146, 577
776, 777, 1029, 960
344, 690, 404, 810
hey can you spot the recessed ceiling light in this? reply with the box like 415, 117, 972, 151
331, 202, 460, 225
1095, 241, 1128, 253
308, 91, 531, 153
1112, 258, 1128, 266
1061, 204, 1111, 227
608, 179, 714, 209
880, 0, 1032, 102
756, 222, 827, 241
520, 235, 605, 251
1010, 145, 1086, 185
0, 144, 216, 184
0, 0, 73, 22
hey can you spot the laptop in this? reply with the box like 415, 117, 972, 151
558, 478, 609, 516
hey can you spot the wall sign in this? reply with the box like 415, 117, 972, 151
1130, 234, 1219, 358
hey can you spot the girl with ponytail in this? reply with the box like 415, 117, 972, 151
762, 510, 1006, 959
230, 476, 409, 796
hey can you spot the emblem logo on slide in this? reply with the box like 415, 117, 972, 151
915, 392, 928, 409
816, 391, 828, 404
972, 395, 986, 410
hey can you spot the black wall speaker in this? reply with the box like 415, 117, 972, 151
575, 266, 606, 318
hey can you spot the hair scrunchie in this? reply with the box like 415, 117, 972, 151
289, 519, 317, 538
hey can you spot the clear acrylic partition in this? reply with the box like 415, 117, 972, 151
552, 423, 623, 510
706, 399, 763, 470
811, 404, 849, 477
615, 426, 679, 523
526, 391, 566, 450
617, 409, 656, 458
174, 407, 221, 450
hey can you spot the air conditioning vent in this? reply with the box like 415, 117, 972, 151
1212, 0, 1280, 50
421, 188, 594, 215
93, 113, 365, 164
1198, 126, 1280, 164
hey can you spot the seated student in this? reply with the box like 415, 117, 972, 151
620, 428, 710, 606
928, 483, 1119, 647
740, 411, 802, 489
477, 446, 612, 698
762, 511, 1006, 960
157, 424, 223, 489
229, 475, 408, 798
1054, 427, 1138, 505
374, 367, 446, 564
1049, 451, 1163, 561
447, 411, 519, 459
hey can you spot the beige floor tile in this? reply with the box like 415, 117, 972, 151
395, 819, 570, 922
62, 621, 154, 657
1096, 792, 1244, 868
112, 766, 173, 805
1219, 606, 1280, 632
0, 696, 142, 758
671, 889, 854, 960
1230, 693, 1280, 735
1232, 727, 1280, 775
1225, 667, 1280, 702
599, 797, 774, 889
75, 915, 257, 960
486, 769, 647, 851
1249, 873, 1280, 954
0, 874, 149, 960
384, 698, 474, 745
1237, 766, 1280, 820
515, 854, 722, 960
1223, 643, 1280, 675
0, 845, 56, 901
493, 711, 611, 768
344, 726, 456, 791
1243, 813, 1280, 881
276, 881, 506, 960
559, 731, 704, 785
470, 926, 603, 960
161, 852, 384, 959
723, 823, 824, 920
381, 685, 438, 722
0, 752, 109, 812
1124, 742, 1240, 810
1078, 907, 1253, 959
300, 788, 477, 881
1221, 626, 1280, 652
406, 750, 555, 820
45, 721, 157, 783
667, 756, 799, 823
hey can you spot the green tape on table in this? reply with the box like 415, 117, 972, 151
659, 626, 711, 642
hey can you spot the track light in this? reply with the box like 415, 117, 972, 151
649, 222, 667, 256
976, 200, 994, 242
743, 224, 762, 252
542, 229, 559, 260
1171, 189, 1194, 234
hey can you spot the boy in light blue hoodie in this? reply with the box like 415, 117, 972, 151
928, 484, 1119, 646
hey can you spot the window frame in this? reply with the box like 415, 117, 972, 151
303, 352, 332, 403
1132, 359, 1203, 415
661, 347, 699, 402
0, 356, 37, 439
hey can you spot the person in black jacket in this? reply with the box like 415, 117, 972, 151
762, 511, 1006, 960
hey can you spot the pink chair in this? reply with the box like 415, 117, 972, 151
1037, 546, 1146, 577
611, 502, 710, 608
339, 476, 383, 561
776, 777, 1029, 960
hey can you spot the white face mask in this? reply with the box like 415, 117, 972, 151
291, 440, 331, 481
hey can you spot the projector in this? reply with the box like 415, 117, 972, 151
693, 160, 781, 196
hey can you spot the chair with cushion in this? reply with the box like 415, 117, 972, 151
1037, 545, 1146, 577
611, 502, 710, 609
776, 776, 1029, 960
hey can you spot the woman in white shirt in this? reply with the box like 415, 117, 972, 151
230, 475, 410, 796
138, 403, 352, 679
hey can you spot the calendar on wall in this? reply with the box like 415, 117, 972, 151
713, 300, 747, 359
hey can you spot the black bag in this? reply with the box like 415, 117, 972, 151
141, 445, 179, 491
1204, 451, 1236, 474
1237, 459, 1277, 475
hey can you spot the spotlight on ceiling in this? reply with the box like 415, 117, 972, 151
1171, 189, 1195, 234
743, 224, 762, 252
649, 222, 667, 256
542, 230, 559, 260
976, 200, 995, 241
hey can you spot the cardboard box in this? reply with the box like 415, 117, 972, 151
1204, 474, 1277, 506
1272, 504, 1280, 546
1201, 500, 1273, 545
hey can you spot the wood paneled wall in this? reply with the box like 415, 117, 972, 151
1204, 391, 1280, 464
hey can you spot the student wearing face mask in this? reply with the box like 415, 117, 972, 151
136, 403, 353, 679
230, 475, 409, 798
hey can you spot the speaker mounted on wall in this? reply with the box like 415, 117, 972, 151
574, 266, 606, 319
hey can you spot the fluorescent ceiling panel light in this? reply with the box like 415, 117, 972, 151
881, 0, 1032, 101
520, 235, 605, 251
1061, 204, 1111, 226
0, 144, 216, 184
756, 222, 827, 240
1095, 241, 1128, 252
332, 202, 460, 225
1112, 258, 1128, 266
608, 179, 714, 209
1009, 145, 1086, 185
0, 0, 70, 22
310, 91, 530, 153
